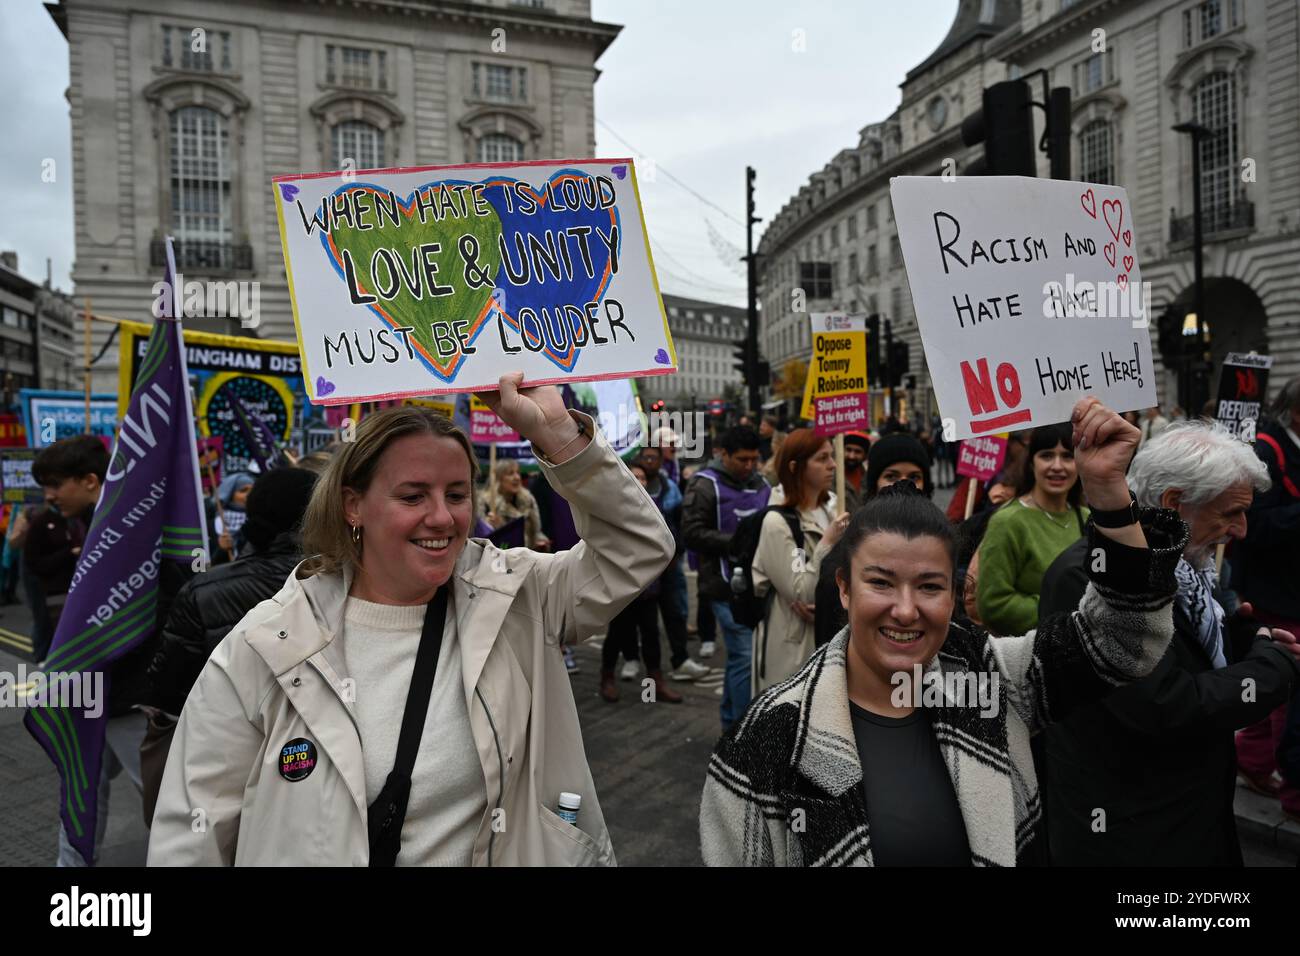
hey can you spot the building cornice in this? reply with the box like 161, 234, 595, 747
988, 0, 1130, 62
298, 0, 622, 57
759, 126, 965, 256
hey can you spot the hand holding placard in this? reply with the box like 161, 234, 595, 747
1070, 396, 1140, 511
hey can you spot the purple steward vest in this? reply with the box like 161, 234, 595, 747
686, 468, 771, 576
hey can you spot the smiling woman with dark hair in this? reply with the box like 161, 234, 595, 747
976, 422, 1089, 636
700, 399, 1190, 867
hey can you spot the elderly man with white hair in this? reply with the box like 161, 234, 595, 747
1037, 419, 1300, 865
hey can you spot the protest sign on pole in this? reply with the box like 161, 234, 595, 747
890, 176, 1156, 440
955, 434, 1009, 518
272, 158, 677, 404
956, 434, 1008, 482
26, 237, 209, 864
809, 313, 869, 437
1214, 352, 1272, 442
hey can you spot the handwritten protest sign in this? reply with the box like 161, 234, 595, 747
890, 177, 1155, 440
809, 313, 869, 436
956, 434, 1008, 482
469, 395, 519, 444
1215, 353, 1272, 442
273, 158, 677, 405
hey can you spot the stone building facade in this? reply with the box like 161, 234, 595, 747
759, 0, 1300, 421
49, 0, 620, 392
638, 293, 747, 410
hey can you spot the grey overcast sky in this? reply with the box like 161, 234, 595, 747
0, 0, 957, 307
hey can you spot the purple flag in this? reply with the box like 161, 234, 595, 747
229, 391, 288, 473
24, 237, 208, 863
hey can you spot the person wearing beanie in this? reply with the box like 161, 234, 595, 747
863, 433, 934, 500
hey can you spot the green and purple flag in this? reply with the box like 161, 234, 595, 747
24, 237, 208, 863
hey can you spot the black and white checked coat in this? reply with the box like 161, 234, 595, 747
699, 509, 1188, 867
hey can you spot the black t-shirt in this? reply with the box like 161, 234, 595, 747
848, 700, 971, 866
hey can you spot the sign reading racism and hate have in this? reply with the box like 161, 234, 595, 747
890, 176, 1156, 440
273, 158, 677, 404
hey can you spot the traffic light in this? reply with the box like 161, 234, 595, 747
754, 360, 770, 388
732, 340, 750, 378
1046, 86, 1072, 180
866, 314, 881, 386
961, 79, 1036, 176
887, 340, 910, 389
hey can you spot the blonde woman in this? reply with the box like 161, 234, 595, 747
481, 458, 548, 550
148, 374, 674, 866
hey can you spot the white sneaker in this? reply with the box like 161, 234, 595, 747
620, 660, 641, 681
669, 658, 712, 681
699, 641, 717, 658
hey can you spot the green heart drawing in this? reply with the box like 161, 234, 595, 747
324, 184, 503, 378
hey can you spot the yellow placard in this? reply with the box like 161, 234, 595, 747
810, 315, 868, 400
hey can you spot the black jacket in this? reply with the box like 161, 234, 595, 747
1234, 419, 1300, 620
682, 460, 769, 603
146, 533, 303, 715
1038, 537, 1300, 866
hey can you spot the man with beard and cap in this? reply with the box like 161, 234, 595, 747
841, 431, 871, 514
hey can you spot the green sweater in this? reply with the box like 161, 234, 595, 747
976, 499, 1089, 636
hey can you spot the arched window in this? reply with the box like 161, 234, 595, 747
1192, 71, 1239, 224
169, 106, 231, 244
1078, 120, 1114, 185
477, 133, 522, 163
332, 120, 385, 170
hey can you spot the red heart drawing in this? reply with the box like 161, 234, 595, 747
1080, 188, 1097, 219
1123, 255, 1134, 273
1117, 274, 1128, 290
1104, 242, 1116, 267
1102, 198, 1123, 241
1122, 229, 1132, 248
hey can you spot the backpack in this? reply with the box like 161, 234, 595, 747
726, 506, 804, 628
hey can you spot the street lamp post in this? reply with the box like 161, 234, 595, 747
1172, 121, 1212, 412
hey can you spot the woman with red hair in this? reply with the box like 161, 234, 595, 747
751, 429, 850, 694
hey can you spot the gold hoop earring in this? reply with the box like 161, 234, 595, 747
351, 523, 362, 545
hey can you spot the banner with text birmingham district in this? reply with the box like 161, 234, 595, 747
890, 176, 1155, 440
119, 321, 306, 476
273, 157, 678, 404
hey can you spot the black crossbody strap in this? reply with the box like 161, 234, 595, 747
367, 586, 449, 866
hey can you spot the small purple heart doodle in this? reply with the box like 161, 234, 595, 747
316, 375, 336, 397
611, 165, 627, 180
653, 348, 671, 366
279, 183, 300, 202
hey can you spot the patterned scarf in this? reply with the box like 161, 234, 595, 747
1174, 557, 1226, 669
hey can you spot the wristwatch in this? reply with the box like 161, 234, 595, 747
1090, 490, 1140, 529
